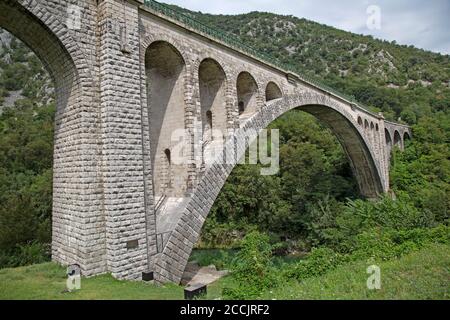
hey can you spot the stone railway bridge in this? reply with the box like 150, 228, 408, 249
0, 0, 411, 283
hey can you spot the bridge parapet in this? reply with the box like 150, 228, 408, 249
141, 0, 380, 118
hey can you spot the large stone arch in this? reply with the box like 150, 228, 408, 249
144, 40, 189, 198
154, 92, 384, 283
140, 35, 199, 195
0, 0, 104, 274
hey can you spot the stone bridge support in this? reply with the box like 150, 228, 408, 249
0, 0, 411, 282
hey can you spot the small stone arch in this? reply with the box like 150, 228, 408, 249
358, 116, 363, 126
198, 58, 228, 142
385, 129, 392, 147
393, 130, 402, 148
265, 81, 283, 101
193, 53, 231, 79
384, 128, 393, 167
404, 131, 411, 141
141, 34, 190, 66
236, 71, 259, 119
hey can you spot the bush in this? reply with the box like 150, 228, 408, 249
197, 218, 254, 249
349, 224, 450, 261
13, 242, 50, 266
0, 242, 50, 268
285, 224, 449, 283
351, 229, 400, 261
307, 196, 436, 253
223, 231, 278, 299
286, 247, 346, 281
304, 196, 344, 247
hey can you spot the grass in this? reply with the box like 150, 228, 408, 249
0, 262, 186, 300
0, 244, 448, 300
259, 243, 450, 300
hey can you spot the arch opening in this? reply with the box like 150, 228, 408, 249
205, 110, 213, 140
199, 58, 226, 144
0, 1, 78, 116
0, 1, 95, 270
393, 130, 402, 148
385, 129, 392, 147
164, 148, 172, 188
236, 71, 258, 119
404, 131, 411, 141
384, 128, 393, 164
207, 103, 383, 212
265, 81, 282, 102
297, 105, 383, 198
145, 41, 188, 197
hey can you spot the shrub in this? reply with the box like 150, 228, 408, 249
286, 247, 346, 281
351, 224, 450, 261
223, 231, 278, 299
285, 225, 449, 283
13, 242, 50, 266
197, 218, 254, 249
307, 196, 436, 253
0, 242, 50, 268
351, 229, 399, 261
304, 196, 344, 247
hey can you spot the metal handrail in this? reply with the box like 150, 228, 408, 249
154, 194, 167, 213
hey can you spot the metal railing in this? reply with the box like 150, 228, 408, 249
154, 194, 167, 214
143, 0, 375, 114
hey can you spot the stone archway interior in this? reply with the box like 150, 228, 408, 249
237, 71, 258, 118
199, 58, 227, 143
145, 41, 187, 198
265, 81, 282, 101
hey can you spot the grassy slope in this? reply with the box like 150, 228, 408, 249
260, 243, 450, 300
0, 244, 448, 300
0, 262, 182, 300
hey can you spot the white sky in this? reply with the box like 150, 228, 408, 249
161, 0, 450, 55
